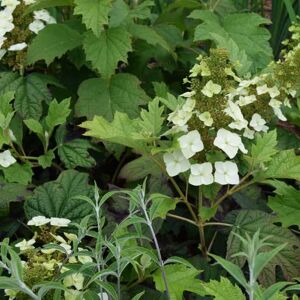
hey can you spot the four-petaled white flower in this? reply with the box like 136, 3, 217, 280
243, 127, 255, 139
8, 42, 27, 51
256, 84, 269, 95
163, 150, 190, 177
182, 98, 195, 112
189, 163, 214, 186
34, 9, 56, 24
50, 217, 71, 227
268, 86, 280, 98
63, 272, 85, 290
201, 80, 222, 97
269, 99, 287, 121
178, 130, 204, 159
0, 150, 16, 168
250, 113, 268, 132
198, 111, 213, 126
78, 248, 93, 264
15, 238, 35, 251
29, 19, 45, 34
27, 216, 50, 226
167, 108, 192, 126
213, 128, 248, 159
214, 161, 239, 185
236, 95, 256, 106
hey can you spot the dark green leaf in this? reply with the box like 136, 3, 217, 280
24, 170, 93, 223
27, 24, 83, 65
76, 73, 149, 120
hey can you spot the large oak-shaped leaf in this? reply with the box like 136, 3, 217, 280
75, 73, 149, 120
27, 24, 83, 65
189, 11, 272, 74
24, 170, 93, 223
83, 26, 132, 78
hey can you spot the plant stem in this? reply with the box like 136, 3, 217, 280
150, 155, 209, 259
140, 193, 171, 300
204, 222, 233, 227
198, 222, 208, 260
167, 213, 198, 227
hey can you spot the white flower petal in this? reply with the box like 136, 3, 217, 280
50, 217, 71, 227
29, 19, 45, 34
8, 42, 27, 51
27, 216, 50, 226
0, 150, 16, 168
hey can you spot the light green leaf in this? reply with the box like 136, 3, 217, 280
0, 178, 30, 217
152, 264, 204, 299
253, 243, 287, 280
24, 170, 93, 223
38, 150, 55, 169
199, 206, 217, 222
246, 130, 278, 167
57, 139, 96, 168
24, 119, 44, 135
210, 254, 247, 288
81, 112, 148, 152
149, 194, 178, 220
45, 98, 71, 131
226, 210, 300, 286
139, 98, 164, 137
268, 182, 300, 228
27, 24, 83, 65
131, 292, 145, 300
189, 11, 272, 73
75, 73, 148, 120
2, 163, 33, 185
203, 277, 246, 300
74, 0, 112, 37
119, 155, 161, 181
255, 150, 300, 181
83, 26, 132, 78
15, 73, 52, 120
0, 277, 20, 290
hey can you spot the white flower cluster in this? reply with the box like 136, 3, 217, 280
163, 52, 292, 186
225, 75, 292, 139
163, 130, 241, 185
6, 215, 99, 300
0, 0, 56, 59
